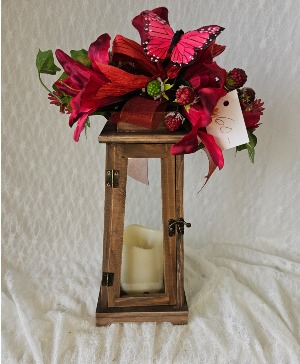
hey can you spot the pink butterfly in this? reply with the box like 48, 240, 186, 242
133, 9, 224, 66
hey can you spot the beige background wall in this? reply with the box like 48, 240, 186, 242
2, 0, 300, 304
2, 1, 300, 362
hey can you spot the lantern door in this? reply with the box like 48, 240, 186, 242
97, 142, 187, 324
96, 122, 188, 325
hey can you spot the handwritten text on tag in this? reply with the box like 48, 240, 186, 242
206, 90, 249, 150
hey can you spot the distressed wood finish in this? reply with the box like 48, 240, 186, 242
96, 296, 188, 326
114, 293, 169, 307
99, 144, 128, 308
175, 155, 185, 307
99, 122, 187, 144
96, 121, 188, 325
123, 143, 170, 159
161, 150, 177, 305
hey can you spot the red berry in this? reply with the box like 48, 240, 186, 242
176, 86, 195, 105
239, 87, 256, 104
226, 68, 247, 90
164, 112, 185, 131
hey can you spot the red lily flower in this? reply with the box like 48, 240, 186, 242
55, 46, 122, 141
171, 49, 227, 169
55, 33, 153, 141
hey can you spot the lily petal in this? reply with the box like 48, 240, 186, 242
198, 131, 224, 169
183, 103, 211, 128
55, 49, 107, 88
112, 35, 159, 76
95, 64, 151, 98
73, 113, 89, 142
88, 33, 111, 72
170, 125, 199, 155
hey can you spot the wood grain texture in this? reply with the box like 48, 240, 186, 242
97, 144, 128, 309
96, 296, 188, 326
97, 123, 188, 324
99, 122, 187, 144
161, 149, 177, 306
175, 155, 185, 307
98, 144, 118, 309
114, 293, 169, 307
123, 143, 170, 159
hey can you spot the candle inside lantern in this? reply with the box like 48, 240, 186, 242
121, 224, 164, 294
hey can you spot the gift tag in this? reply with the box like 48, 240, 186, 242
206, 90, 249, 150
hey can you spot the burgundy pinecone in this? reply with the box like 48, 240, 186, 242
176, 86, 195, 105
239, 87, 256, 104
226, 68, 247, 90
164, 112, 185, 131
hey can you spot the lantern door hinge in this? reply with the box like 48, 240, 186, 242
168, 218, 191, 236
101, 272, 114, 286
106, 170, 119, 188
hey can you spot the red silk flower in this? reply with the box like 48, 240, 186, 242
55, 34, 153, 141
171, 49, 227, 169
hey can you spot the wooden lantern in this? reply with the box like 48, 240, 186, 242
96, 121, 190, 326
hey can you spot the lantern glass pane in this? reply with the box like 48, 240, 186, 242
121, 158, 164, 295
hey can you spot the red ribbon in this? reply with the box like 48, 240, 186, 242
112, 96, 167, 129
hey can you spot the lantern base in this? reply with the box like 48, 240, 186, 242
96, 296, 188, 326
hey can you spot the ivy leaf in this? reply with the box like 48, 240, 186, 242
70, 49, 92, 68
36, 49, 61, 75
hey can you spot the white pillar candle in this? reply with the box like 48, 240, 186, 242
121, 224, 164, 294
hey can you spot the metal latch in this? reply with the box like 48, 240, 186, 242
101, 272, 114, 286
106, 170, 119, 188
168, 218, 191, 236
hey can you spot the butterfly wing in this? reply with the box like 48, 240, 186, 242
171, 25, 224, 65
142, 12, 174, 62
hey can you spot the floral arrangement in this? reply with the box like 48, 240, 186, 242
36, 7, 264, 180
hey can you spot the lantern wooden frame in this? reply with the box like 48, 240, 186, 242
96, 122, 189, 326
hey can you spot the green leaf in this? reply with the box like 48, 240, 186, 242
184, 104, 191, 112
84, 117, 90, 138
36, 49, 61, 75
70, 49, 92, 68
236, 144, 247, 152
236, 131, 257, 157
197, 142, 205, 151
164, 83, 173, 91
248, 131, 257, 147
246, 133, 256, 163
52, 72, 69, 91
58, 71, 68, 80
